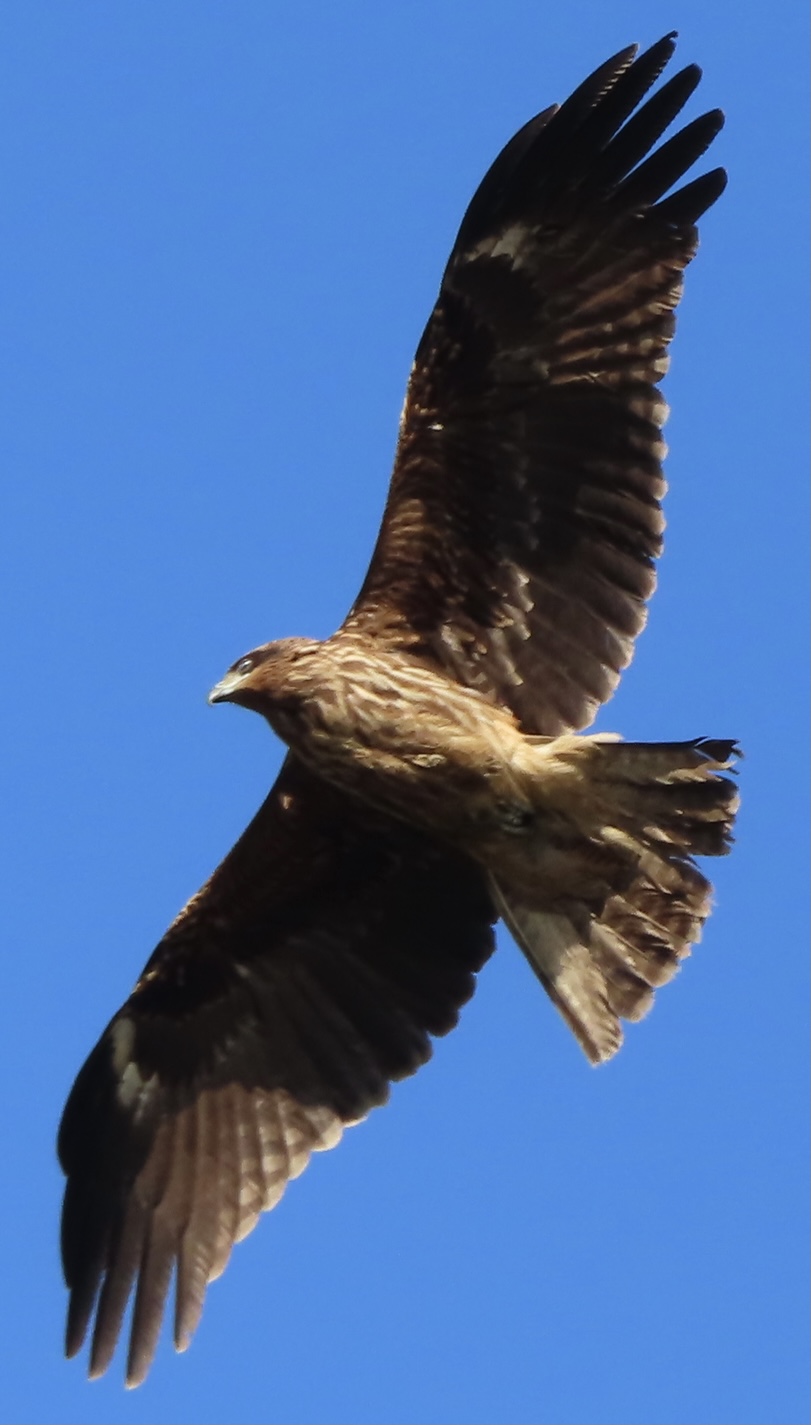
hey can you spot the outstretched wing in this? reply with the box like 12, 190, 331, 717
344, 34, 726, 735
59, 756, 495, 1387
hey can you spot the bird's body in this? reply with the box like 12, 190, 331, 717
212, 635, 534, 842
58, 35, 738, 1387
210, 634, 736, 915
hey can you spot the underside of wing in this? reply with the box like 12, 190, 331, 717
345, 34, 726, 735
59, 757, 495, 1386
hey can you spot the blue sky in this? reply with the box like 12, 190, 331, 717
1, 5, 807, 1424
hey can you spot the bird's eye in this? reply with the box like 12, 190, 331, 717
235, 656, 254, 677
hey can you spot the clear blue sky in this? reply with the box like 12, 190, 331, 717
1, 5, 807, 1424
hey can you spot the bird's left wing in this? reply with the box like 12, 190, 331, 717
59, 755, 495, 1386
344, 35, 726, 735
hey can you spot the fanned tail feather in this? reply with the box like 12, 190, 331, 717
492, 737, 739, 1062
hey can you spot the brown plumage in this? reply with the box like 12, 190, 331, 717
59, 34, 738, 1387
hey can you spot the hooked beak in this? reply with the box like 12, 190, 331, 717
208, 671, 244, 705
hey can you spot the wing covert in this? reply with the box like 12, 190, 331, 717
345, 35, 726, 735
59, 756, 495, 1386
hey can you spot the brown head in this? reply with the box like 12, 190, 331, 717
208, 637, 322, 716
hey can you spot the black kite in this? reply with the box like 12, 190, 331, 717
59, 34, 737, 1386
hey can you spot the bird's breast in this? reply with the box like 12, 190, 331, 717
257, 649, 528, 841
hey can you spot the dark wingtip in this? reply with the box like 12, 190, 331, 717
703, 106, 726, 139
647, 31, 678, 61
65, 1297, 91, 1362
707, 165, 729, 202
655, 165, 728, 224
556, 41, 639, 122
599, 41, 640, 72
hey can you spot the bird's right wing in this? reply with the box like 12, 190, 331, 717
59, 756, 495, 1387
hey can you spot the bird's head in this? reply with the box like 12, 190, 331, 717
208, 637, 321, 713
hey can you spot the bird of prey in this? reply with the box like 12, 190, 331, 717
59, 34, 737, 1388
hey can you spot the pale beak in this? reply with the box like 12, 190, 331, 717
208, 671, 244, 705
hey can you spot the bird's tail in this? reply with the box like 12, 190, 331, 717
490, 737, 740, 1063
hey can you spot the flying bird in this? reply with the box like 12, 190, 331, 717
59, 34, 737, 1387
